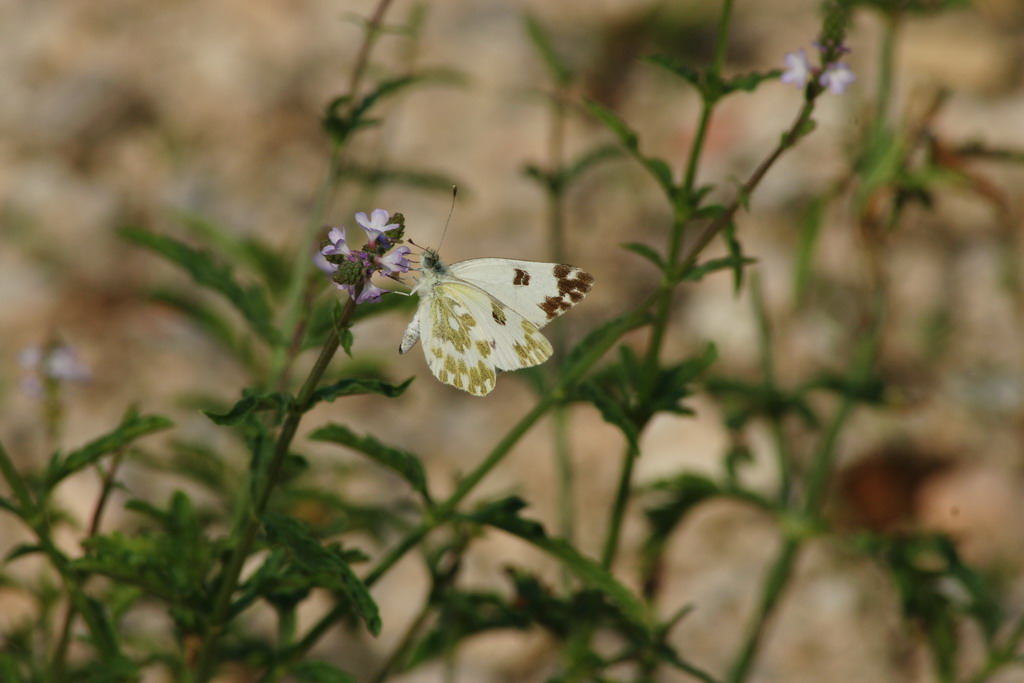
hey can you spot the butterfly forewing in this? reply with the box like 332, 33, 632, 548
446, 258, 594, 328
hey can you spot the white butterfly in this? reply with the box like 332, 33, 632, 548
399, 248, 595, 396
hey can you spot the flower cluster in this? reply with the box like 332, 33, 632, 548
19, 342, 91, 398
317, 209, 411, 304
781, 39, 856, 95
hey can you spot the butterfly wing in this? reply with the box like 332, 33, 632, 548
411, 278, 553, 396
446, 258, 594, 328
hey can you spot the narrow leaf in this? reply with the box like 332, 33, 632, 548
48, 411, 174, 488
464, 500, 653, 634
524, 14, 573, 86
119, 227, 281, 346
577, 381, 639, 452
621, 242, 665, 269
309, 424, 429, 502
204, 390, 290, 426
308, 377, 414, 407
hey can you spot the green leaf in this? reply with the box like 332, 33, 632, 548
643, 54, 701, 89
724, 69, 783, 94
174, 211, 291, 294
576, 381, 640, 452
679, 254, 758, 283
561, 309, 651, 389
793, 196, 827, 303
119, 227, 281, 346
336, 163, 461, 192
5, 544, 44, 562
148, 289, 257, 371
203, 390, 290, 426
47, 410, 174, 489
324, 70, 467, 145
309, 377, 414, 407
584, 100, 677, 199
463, 498, 653, 635
621, 242, 665, 269
563, 144, 624, 185
309, 424, 430, 503
404, 590, 529, 669
524, 14, 573, 86
261, 513, 381, 635
287, 661, 355, 683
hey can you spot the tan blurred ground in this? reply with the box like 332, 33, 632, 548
2, 1, 1024, 681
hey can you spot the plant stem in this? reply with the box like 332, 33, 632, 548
50, 449, 128, 679
192, 299, 356, 681
600, 445, 638, 570
269, 0, 397, 391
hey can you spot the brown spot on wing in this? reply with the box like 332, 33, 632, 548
513, 268, 531, 286
540, 265, 595, 320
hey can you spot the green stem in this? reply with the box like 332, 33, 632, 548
727, 305, 882, 683
751, 275, 792, 502
726, 538, 799, 683
51, 449, 128, 679
268, 0, 397, 391
600, 445, 638, 569
193, 299, 356, 681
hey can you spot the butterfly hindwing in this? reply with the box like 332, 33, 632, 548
417, 279, 552, 396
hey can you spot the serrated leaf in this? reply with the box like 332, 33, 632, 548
576, 381, 639, 452
47, 410, 174, 489
621, 242, 665, 269
524, 14, 573, 86
309, 377, 414, 407
262, 513, 380, 635
644, 474, 720, 540
309, 424, 429, 502
204, 390, 290, 426
463, 499, 653, 635
119, 227, 281, 346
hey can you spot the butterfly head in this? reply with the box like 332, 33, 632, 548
420, 247, 447, 275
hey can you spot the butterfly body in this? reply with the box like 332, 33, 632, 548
400, 248, 594, 396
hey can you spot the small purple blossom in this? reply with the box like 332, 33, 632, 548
379, 246, 411, 275
19, 343, 90, 397
355, 209, 400, 249
782, 40, 855, 96
321, 226, 351, 258
316, 209, 408, 304
819, 61, 856, 94
781, 49, 812, 88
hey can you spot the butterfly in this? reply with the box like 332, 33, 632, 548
399, 248, 595, 396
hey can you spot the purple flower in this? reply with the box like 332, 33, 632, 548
819, 62, 856, 94
315, 209, 408, 305
321, 226, 352, 258
781, 49, 812, 88
379, 246, 411, 275
782, 41, 856, 96
19, 343, 90, 397
355, 209, 400, 249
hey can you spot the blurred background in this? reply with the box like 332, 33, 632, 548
2, 0, 1024, 680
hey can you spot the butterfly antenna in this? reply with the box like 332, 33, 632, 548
437, 185, 458, 250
